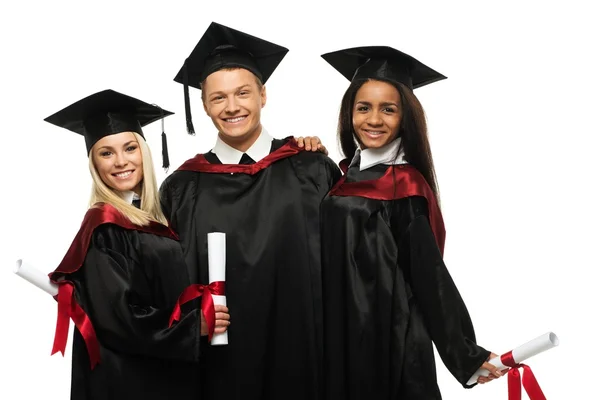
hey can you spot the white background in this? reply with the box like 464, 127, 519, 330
1, 0, 598, 398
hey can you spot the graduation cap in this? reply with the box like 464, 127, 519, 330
321, 46, 446, 90
173, 22, 289, 134
44, 89, 174, 169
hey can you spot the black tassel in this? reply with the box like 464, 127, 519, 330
152, 104, 170, 172
183, 60, 195, 135
161, 130, 170, 172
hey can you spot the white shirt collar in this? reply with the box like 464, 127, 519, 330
212, 127, 273, 164
350, 137, 407, 171
119, 190, 140, 205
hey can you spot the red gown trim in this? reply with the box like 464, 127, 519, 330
329, 162, 446, 255
176, 137, 302, 174
49, 203, 178, 368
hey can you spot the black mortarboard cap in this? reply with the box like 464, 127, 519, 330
321, 46, 446, 90
173, 22, 288, 134
44, 89, 174, 169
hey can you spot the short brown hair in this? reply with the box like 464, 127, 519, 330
200, 67, 263, 101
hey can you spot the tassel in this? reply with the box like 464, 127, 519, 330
161, 130, 170, 172
153, 103, 170, 172
183, 60, 195, 135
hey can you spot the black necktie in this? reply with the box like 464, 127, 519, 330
132, 198, 141, 209
240, 153, 255, 165
345, 154, 361, 183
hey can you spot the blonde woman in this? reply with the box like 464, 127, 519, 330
44, 89, 229, 400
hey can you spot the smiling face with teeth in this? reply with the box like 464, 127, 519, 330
202, 68, 266, 152
352, 80, 403, 150
91, 131, 143, 195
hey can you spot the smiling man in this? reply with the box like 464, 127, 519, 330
159, 22, 340, 400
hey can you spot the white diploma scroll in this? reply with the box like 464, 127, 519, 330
13, 259, 59, 297
467, 331, 559, 385
207, 232, 228, 345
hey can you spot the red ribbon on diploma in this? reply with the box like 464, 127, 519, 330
51, 282, 101, 368
169, 281, 225, 340
501, 351, 547, 400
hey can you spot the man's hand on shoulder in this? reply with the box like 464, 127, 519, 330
295, 136, 328, 155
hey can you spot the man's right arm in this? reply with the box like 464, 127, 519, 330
159, 176, 176, 231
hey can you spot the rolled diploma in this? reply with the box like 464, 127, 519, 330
14, 259, 58, 297
467, 331, 559, 385
207, 232, 227, 345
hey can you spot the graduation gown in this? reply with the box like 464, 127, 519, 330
160, 137, 341, 400
49, 203, 203, 400
321, 163, 490, 400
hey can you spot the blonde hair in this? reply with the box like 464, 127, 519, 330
88, 132, 168, 226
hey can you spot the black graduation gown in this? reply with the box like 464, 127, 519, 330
160, 137, 341, 400
321, 163, 490, 400
49, 204, 203, 400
